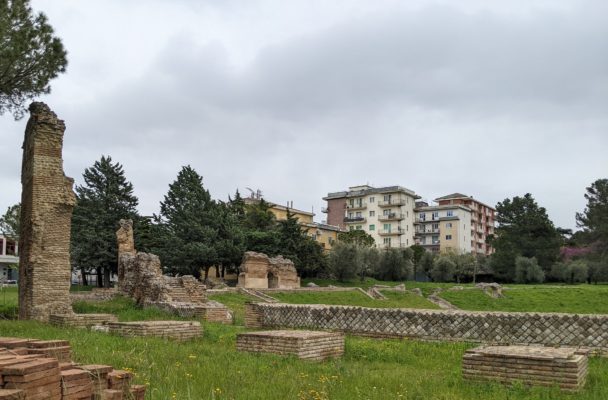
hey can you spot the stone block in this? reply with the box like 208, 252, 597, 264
237, 330, 344, 361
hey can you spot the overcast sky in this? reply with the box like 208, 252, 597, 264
1, 0, 607, 230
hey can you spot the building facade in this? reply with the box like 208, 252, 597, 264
434, 193, 495, 255
414, 203, 472, 254
323, 185, 419, 249
0, 235, 19, 282
244, 198, 344, 251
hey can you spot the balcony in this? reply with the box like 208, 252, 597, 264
378, 198, 406, 207
346, 202, 367, 210
415, 229, 440, 235
378, 213, 404, 222
321, 207, 328, 213
378, 228, 405, 236
343, 216, 366, 224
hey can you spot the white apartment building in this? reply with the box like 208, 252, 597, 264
0, 235, 18, 282
323, 185, 419, 249
414, 203, 472, 253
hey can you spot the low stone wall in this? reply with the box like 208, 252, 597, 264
69, 288, 118, 303
245, 303, 608, 350
106, 321, 202, 341
237, 330, 344, 361
49, 313, 118, 328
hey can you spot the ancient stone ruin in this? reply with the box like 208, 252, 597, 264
237, 251, 300, 289
463, 345, 588, 392
476, 282, 504, 298
18, 102, 76, 321
116, 219, 232, 323
236, 330, 344, 361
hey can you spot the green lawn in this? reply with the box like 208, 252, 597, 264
72, 296, 185, 321
441, 285, 608, 314
273, 290, 439, 309
0, 320, 606, 399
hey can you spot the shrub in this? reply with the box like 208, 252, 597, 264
431, 255, 455, 282
514, 256, 545, 283
327, 242, 362, 282
376, 248, 413, 281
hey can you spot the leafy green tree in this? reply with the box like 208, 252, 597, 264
376, 248, 413, 281
514, 256, 545, 283
156, 166, 218, 280
276, 210, 325, 278
576, 179, 608, 253
490, 194, 561, 281
213, 202, 245, 279
419, 251, 435, 280
242, 199, 280, 255
360, 247, 381, 281
409, 244, 425, 280
0, 0, 67, 119
550, 260, 588, 284
0, 203, 20, 238
337, 229, 375, 247
71, 156, 139, 287
327, 242, 361, 282
431, 255, 455, 282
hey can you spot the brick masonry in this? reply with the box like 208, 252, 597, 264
18, 102, 75, 322
463, 345, 588, 391
106, 321, 202, 341
245, 303, 608, 350
236, 330, 344, 361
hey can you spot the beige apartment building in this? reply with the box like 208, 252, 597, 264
414, 203, 472, 253
323, 185, 419, 249
434, 193, 496, 255
244, 198, 344, 251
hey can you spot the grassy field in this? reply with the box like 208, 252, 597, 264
272, 290, 438, 309
1, 318, 607, 399
441, 285, 608, 314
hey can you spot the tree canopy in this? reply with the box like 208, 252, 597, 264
0, 0, 67, 119
576, 178, 608, 253
490, 193, 561, 281
0, 203, 20, 238
71, 156, 139, 287
337, 229, 375, 247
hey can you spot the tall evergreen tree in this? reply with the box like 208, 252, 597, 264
1, 0, 68, 119
576, 178, 608, 253
213, 201, 245, 279
242, 199, 280, 256
156, 166, 218, 280
490, 193, 561, 281
71, 156, 139, 287
277, 210, 325, 277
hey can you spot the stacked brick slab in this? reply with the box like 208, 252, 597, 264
245, 302, 608, 351
152, 301, 232, 324
236, 330, 344, 361
106, 321, 202, 341
49, 314, 118, 328
18, 102, 75, 322
462, 345, 588, 391
0, 337, 146, 400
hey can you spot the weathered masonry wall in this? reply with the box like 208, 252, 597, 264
19, 102, 75, 321
245, 303, 608, 350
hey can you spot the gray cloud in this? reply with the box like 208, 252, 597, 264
1, 0, 607, 230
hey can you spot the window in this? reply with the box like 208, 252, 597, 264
356, 211, 362, 217
446, 235, 452, 240
0, 238, 3, 255
406, 239, 409, 245
432, 223, 439, 230
447, 210, 454, 217
328, 238, 335, 245
421, 237, 427, 244
432, 235, 439, 244
432, 211, 439, 220
349, 226, 354, 231
356, 225, 362, 230
383, 223, 391, 232
383, 237, 392, 246
383, 209, 391, 216
5, 240, 16, 256
384, 194, 392, 202
369, 224, 375, 231
369, 196, 375, 203
369, 210, 375, 217
419, 213, 426, 221
446, 222, 452, 228
348, 212, 353, 218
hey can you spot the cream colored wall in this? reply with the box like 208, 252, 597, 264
270, 207, 314, 224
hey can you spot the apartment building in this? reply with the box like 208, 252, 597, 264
244, 198, 344, 251
0, 235, 18, 282
323, 185, 419, 249
414, 203, 472, 253
434, 193, 495, 255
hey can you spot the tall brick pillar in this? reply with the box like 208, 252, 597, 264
19, 102, 75, 321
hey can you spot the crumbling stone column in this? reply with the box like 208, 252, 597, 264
18, 102, 75, 321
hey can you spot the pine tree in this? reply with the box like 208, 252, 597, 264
71, 156, 139, 287
156, 166, 218, 279
0, 0, 68, 119
576, 178, 608, 253
490, 193, 561, 281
